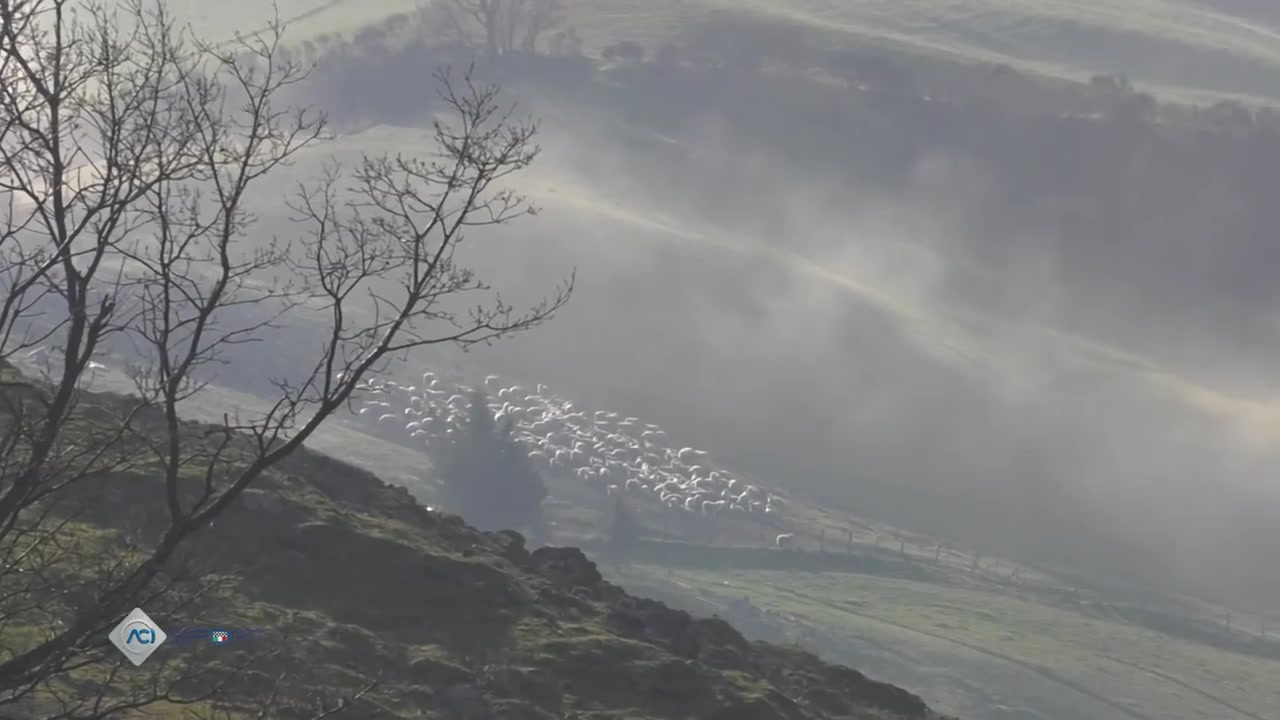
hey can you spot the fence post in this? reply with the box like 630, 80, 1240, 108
847, 529, 853, 552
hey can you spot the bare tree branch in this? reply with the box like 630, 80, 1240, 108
446, 0, 565, 58
0, 0, 571, 715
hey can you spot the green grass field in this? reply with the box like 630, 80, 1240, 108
616, 564, 1278, 720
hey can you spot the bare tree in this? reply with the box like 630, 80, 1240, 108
443, 0, 566, 58
0, 0, 571, 715
516, 0, 566, 53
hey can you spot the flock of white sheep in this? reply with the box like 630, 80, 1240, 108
345, 370, 789, 529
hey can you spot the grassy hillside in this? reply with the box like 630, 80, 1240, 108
58, 352, 1276, 720
156, 0, 1280, 103
0, 375, 951, 720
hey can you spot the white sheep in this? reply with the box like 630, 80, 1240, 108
701, 499, 726, 514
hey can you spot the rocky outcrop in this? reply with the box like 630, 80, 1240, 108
91, 417, 954, 720
286, 446, 950, 718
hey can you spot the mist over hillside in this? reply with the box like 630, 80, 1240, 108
9, 3, 1280, 718
176, 15, 1280, 616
